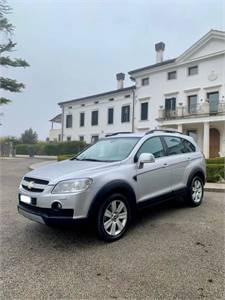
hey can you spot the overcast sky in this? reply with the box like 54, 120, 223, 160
1, 0, 224, 140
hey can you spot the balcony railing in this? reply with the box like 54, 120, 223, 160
158, 101, 225, 120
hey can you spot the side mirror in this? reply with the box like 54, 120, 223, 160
137, 153, 155, 169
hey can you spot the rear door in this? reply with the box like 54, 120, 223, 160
162, 135, 194, 191
135, 136, 172, 203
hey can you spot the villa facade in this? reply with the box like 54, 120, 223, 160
49, 29, 225, 158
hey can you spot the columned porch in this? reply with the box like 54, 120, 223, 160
158, 116, 225, 158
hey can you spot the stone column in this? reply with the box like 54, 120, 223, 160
177, 124, 183, 133
203, 122, 210, 158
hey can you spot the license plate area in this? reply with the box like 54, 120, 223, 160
20, 195, 37, 205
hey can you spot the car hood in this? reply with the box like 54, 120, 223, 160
25, 159, 120, 184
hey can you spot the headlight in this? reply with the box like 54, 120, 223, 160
52, 178, 92, 194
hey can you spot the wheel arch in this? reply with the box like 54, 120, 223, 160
88, 180, 137, 220
187, 167, 206, 187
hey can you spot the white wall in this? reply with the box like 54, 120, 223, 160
62, 90, 134, 143
49, 128, 61, 142
134, 54, 225, 132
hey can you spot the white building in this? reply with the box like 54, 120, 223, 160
55, 73, 135, 144
129, 29, 225, 158
50, 29, 225, 158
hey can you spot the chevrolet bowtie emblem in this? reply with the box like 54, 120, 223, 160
28, 181, 34, 189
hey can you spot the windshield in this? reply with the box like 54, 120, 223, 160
75, 137, 140, 162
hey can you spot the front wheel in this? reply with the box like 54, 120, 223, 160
96, 193, 131, 242
186, 176, 204, 207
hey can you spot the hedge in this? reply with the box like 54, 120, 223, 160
15, 141, 87, 156
58, 154, 74, 161
206, 157, 224, 164
206, 163, 224, 183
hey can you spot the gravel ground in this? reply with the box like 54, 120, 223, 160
0, 158, 224, 299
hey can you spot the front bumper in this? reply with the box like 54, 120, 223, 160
18, 200, 82, 225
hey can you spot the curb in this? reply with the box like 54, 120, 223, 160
204, 187, 225, 193
16, 155, 57, 160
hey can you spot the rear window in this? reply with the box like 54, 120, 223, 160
183, 139, 196, 152
163, 136, 195, 155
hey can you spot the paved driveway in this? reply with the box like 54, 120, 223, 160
0, 158, 224, 299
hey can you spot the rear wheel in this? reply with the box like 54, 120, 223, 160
186, 176, 204, 207
96, 193, 131, 242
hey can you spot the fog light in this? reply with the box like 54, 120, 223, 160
51, 201, 62, 210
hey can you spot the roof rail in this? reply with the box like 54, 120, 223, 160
145, 129, 184, 135
105, 132, 132, 137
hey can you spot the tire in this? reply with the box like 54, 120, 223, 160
186, 176, 204, 207
96, 193, 131, 242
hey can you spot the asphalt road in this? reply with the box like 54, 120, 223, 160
0, 158, 224, 299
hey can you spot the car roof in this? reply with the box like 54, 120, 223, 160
105, 131, 186, 139
104, 131, 196, 145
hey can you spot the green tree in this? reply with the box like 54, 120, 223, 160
0, 0, 29, 105
0, 135, 20, 144
21, 128, 38, 144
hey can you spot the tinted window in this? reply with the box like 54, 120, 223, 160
80, 112, 85, 127
141, 102, 148, 120
92, 111, 98, 126
108, 108, 114, 124
164, 136, 187, 155
66, 115, 72, 128
183, 139, 196, 152
136, 137, 165, 159
121, 105, 130, 123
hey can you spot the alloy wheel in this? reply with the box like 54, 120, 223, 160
192, 179, 203, 203
103, 200, 128, 236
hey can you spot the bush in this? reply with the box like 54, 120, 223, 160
15, 141, 87, 156
206, 163, 225, 183
206, 157, 224, 164
58, 154, 74, 161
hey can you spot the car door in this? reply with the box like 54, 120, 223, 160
162, 135, 191, 192
135, 136, 172, 203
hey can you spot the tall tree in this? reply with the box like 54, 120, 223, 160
21, 128, 38, 144
0, 0, 29, 105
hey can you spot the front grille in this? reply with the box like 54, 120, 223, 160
22, 177, 49, 193
22, 185, 44, 193
19, 201, 74, 218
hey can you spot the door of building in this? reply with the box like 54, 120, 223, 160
210, 128, 220, 158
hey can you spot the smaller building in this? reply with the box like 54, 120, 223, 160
57, 74, 135, 144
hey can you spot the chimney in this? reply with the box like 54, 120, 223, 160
155, 42, 165, 63
116, 73, 125, 89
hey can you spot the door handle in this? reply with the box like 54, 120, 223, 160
163, 163, 168, 168
187, 157, 191, 161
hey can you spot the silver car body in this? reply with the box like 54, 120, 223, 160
18, 132, 206, 224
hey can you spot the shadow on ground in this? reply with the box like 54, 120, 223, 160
21, 197, 188, 249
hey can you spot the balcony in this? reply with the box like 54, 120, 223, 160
158, 101, 225, 120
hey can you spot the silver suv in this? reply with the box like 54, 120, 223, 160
18, 130, 206, 242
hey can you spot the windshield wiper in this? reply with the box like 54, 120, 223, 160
78, 158, 103, 162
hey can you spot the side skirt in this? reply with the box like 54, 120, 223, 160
137, 188, 187, 210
